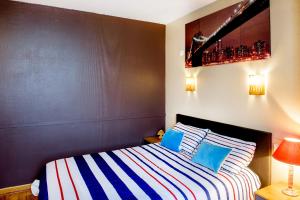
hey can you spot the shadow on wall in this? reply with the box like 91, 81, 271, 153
263, 93, 300, 143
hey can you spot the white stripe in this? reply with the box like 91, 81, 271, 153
208, 134, 256, 151
244, 167, 261, 189
100, 152, 151, 200
117, 149, 180, 200
222, 170, 243, 200
56, 159, 77, 200
43, 143, 261, 200
241, 168, 260, 194
113, 150, 175, 199
176, 123, 208, 136
66, 157, 93, 200
209, 131, 256, 146
174, 123, 207, 156
236, 173, 248, 199
219, 171, 237, 200
83, 154, 122, 200
143, 145, 220, 200
127, 147, 192, 200
46, 161, 62, 200
151, 144, 230, 200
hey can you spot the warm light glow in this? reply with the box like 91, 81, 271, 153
248, 74, 265, 95
185, 77, 196, 92
285, 138, 300, 143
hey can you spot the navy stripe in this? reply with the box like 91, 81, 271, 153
250, 170, 260, 189
220, 170, 241, 199
243, 168, 259, 190
181, 141, 195, 149
239, 174, 249, 199
140, 146, 212, 200
224, 160, 243, 169
204, 138, 252, 159
181, 150, 193, 157
74, 156, 108, 200
209, 132, 256, 147
106, 151, 162, 200
229, 153, 249, 163
178, 130, 204, 140
224, 159, 243, 167
149, 144, 229, 199
174, 126, 206, 138
208, 135, 256, 151
182, 135, 199, 144
174, 127, 206, 139
222, 163, 240, 174
242, 170, 255, 192
176, 122, 207, 133
150, 144, 229, 200
206, 136, 255, 155
38, 167, 48, 200
125, 149, 188, 200
229, 175, 241, 200
90, 153, 137, 200
224, 170, 245, 199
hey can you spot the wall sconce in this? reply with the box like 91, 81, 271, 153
185, 77, 196, 92
248, 74, 265, 95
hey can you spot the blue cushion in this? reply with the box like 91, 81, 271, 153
160, 129, 184, 152
192, 142, 232, 173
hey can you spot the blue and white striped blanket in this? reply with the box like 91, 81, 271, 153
38, 143, 260, 200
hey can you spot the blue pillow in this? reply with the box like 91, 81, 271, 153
192, 142, 232, 173
160, 128, 184, 152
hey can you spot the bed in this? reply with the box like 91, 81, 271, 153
36, 114, 272, 200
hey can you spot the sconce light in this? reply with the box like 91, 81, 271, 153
248, 74, 265, 95
185, 77, 196, 92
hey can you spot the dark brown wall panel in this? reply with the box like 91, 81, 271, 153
0, 1, 165, 188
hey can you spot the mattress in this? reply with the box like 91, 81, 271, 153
38, 143, 260, 200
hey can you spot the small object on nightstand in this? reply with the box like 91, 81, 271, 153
157, 129, 165, 139
144, 136, 161, 144
255, 183, 300, 200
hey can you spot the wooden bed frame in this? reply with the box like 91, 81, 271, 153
176, 114, 272, 187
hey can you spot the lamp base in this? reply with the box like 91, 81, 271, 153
282, 188, 299, 197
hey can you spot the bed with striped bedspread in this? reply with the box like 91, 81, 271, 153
38, 143, 260, 200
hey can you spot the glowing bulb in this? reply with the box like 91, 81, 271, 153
248, 74, 266, 95
185, 77, 196, 92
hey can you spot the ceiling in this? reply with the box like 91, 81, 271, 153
12, 0, 216, 24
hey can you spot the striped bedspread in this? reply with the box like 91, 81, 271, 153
38, 143, 260, 200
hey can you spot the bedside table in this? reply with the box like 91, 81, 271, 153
144, 136, 161, 144
255, 183, 300, 200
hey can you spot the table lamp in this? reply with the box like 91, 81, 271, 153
272, 137, 300, 197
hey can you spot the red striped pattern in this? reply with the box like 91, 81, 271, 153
64, 159, 80, 200
54, 160, 64, 200
132, 148, 197, 200
120, 149, 178, 200
241, 173, 253, 200
219, 173, 236, 200
42, 144, 260, 200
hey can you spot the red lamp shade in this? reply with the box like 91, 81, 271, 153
273, 138, 300, 166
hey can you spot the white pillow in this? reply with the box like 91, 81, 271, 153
203, 130, 256, 174
173, 122, 208, 156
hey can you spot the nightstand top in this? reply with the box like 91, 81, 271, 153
144, 136, 161, 144
255, 183, 300, 200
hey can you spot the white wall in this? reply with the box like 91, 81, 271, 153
166, 0, 300, 184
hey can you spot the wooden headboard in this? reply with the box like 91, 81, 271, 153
176, 114, 272, 187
